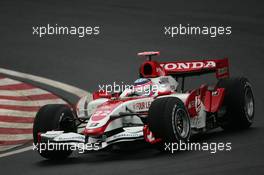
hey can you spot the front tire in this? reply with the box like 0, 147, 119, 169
148, 97, 191, 150
217, 77, 254, 130
33, 104, 77, 159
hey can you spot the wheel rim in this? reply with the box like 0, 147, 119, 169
174, 108, 190, 138
244, 87, 254, 121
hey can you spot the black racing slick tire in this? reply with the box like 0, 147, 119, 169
148, 97, 191, 145
217, 77, 254, 130
33, 104, 77, 160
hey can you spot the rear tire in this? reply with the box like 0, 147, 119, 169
148, 97, 191, 151
217, 77, 254, 130
33, 104, 77, 159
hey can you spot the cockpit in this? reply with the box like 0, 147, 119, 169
119, 76, 178, 98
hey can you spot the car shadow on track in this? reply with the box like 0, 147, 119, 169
35, 127, 259, 167
191, 126, 259, 142
35, 142, 165, 167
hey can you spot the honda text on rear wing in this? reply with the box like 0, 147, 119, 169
138, 51, 229, 79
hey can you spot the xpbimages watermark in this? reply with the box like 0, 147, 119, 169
33, 141, 100, 154
163, 141, 232, 154
98, 82, 159, 96
164, 24, 232, 38
32, 24, 100, 37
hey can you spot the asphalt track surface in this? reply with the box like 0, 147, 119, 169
0, 0, 264, 174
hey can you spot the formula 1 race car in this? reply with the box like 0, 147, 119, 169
33, 51, 254, 159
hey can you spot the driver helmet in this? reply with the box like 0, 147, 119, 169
133, 78, 154, 96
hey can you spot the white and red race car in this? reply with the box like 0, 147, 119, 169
33, 51, 254, 159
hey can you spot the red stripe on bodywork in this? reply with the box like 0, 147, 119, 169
0, 128, 32, 134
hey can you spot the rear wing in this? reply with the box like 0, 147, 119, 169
138, 51, 229, 79
159, 58, 229, 79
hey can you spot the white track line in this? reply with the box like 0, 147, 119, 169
0, 68, 91, 99
0, 145, 23, 152
0, 88, 50, 96
0, 99, 66, 106
0, 122, 32, 129
0, 78, 21, 86
0, 109, 36, 118
0, 146, 32, 157
0, 134, 32, 141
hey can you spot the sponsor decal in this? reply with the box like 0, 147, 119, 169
133, 101, 151, 111
160, 61, 216, 70
89, 123, 99, 127
195, 95, 202, 113
56, 136, 84, 141
93, 110, 112, 117
91, 101, 122, 121
113, 133, 141, 139
91, 110, 112, 121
